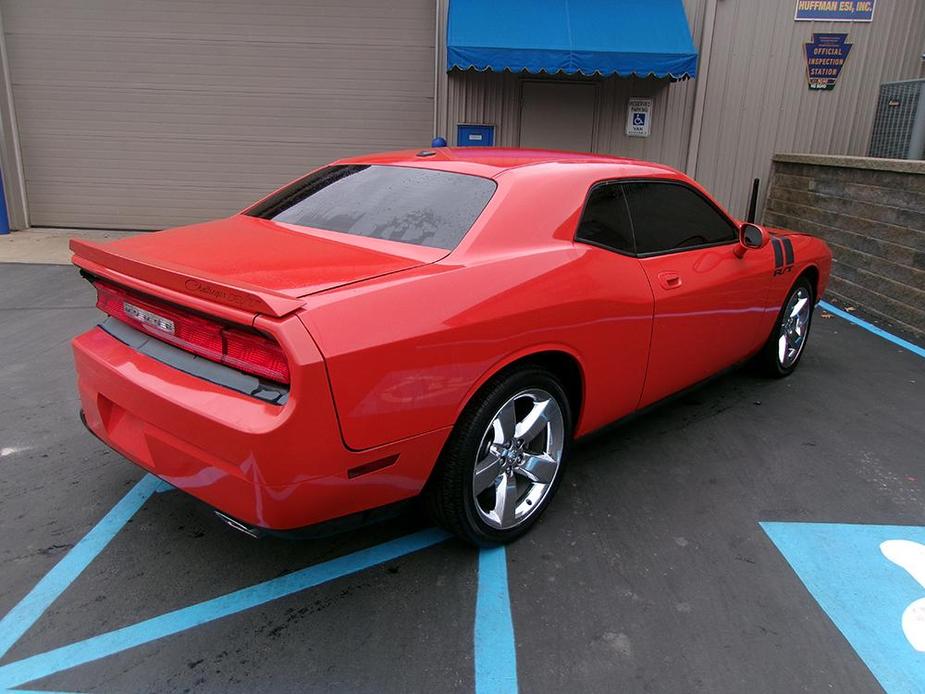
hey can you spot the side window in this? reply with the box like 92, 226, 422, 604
622, 182, 737, 255
575, 183, 635, 254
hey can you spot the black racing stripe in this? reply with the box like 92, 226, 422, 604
782, 237, 794, 265
771, 237, 783, 268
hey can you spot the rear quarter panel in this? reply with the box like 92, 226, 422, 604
300, 246, 653, 450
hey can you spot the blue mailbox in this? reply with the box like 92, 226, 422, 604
457, 124, 495, 147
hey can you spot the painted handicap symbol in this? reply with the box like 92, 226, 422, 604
763, 522, 925, 693
882, 540, 925, 652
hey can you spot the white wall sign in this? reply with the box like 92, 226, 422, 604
626, 98, 652, 138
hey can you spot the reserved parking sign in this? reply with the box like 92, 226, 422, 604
626, 98, 652, 138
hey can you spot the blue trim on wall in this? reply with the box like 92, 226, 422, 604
0, 167, 10, 234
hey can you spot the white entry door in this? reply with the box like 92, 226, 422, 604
519, 82, 596, 152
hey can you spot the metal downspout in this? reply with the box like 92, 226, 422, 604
685, 0, 718, 181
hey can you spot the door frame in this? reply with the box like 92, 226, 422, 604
517, 77, 602, 151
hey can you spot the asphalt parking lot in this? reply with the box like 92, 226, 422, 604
1, 262, 923, 693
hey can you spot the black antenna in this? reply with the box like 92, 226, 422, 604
746, 178, 760, 223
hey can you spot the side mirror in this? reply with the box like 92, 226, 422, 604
735, 222, 769, 257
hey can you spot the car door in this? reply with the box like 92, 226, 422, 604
622, 180, 773, 408
572, 180, 653, 425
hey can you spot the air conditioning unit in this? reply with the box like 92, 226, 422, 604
868, 78, 925, 160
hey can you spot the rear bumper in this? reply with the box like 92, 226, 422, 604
72, 324, 451, 530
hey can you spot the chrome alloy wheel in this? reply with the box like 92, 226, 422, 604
778, 286, 811, 368
472, 388, 565, 530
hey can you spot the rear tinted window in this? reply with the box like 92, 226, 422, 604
247, 165, 496, 250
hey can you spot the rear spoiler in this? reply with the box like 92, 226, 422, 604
70, 238, 305, 318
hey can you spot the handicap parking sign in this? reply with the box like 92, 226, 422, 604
763, 522, 925, 692
626, 97, 652, 138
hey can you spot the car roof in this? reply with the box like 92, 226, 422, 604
333, 147, 681, 180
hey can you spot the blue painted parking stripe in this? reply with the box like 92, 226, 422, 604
0, 528, 450, 690
152, 479, 174, 493
0, 474, 162, 660
474, 547, 518, 694
819, 300, 925, 359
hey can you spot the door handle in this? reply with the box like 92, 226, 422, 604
657, 271, 682, 290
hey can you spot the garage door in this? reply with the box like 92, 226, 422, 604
0, 0, 436, 229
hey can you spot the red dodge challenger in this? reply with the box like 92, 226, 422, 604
71, 148, 832, 545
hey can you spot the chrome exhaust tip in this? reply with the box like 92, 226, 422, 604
214, 511, 262, 539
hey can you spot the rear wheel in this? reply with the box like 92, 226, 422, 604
758, 277, 814, 377
425, 367, 571, 546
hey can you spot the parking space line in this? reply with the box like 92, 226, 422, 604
2, 466, 523, 693
0, 528, 451, 690
0, 474, 163, 660
819, 301, 925, 359
475, 547, 518, 694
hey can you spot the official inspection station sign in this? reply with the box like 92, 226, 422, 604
795, 0, 875, 22
804, 33, 852, 91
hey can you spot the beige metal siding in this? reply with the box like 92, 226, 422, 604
443, 71, 699, 168
0, 0, 436, 229
591, 76, 697, 170
444, 69, 522, 146
590, 0, 704, 170
695, 0, 925, 218
439, 0, 925, 218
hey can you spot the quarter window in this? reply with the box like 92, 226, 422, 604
622, 182, 737, 255
575, 183, 635, 254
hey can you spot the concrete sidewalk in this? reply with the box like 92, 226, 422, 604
0, 228, 141, 265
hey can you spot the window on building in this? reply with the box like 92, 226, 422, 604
247, 165, 496, 250
623, 181, 737, 255
575, 182, 635, 254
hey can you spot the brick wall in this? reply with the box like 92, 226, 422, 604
764, 153, 925, 343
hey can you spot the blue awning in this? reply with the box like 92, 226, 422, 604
447, 0, 698, 79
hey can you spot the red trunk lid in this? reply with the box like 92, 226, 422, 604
71, 215, 446, 317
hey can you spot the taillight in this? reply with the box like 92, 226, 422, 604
94, 281, 290, 384
222, 328, 290, 383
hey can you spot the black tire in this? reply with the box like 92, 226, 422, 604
757, 276, 815, 378
425, 366, 572, 546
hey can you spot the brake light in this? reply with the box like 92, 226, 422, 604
94, 281, 290, 384
222, 328, 290, 383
